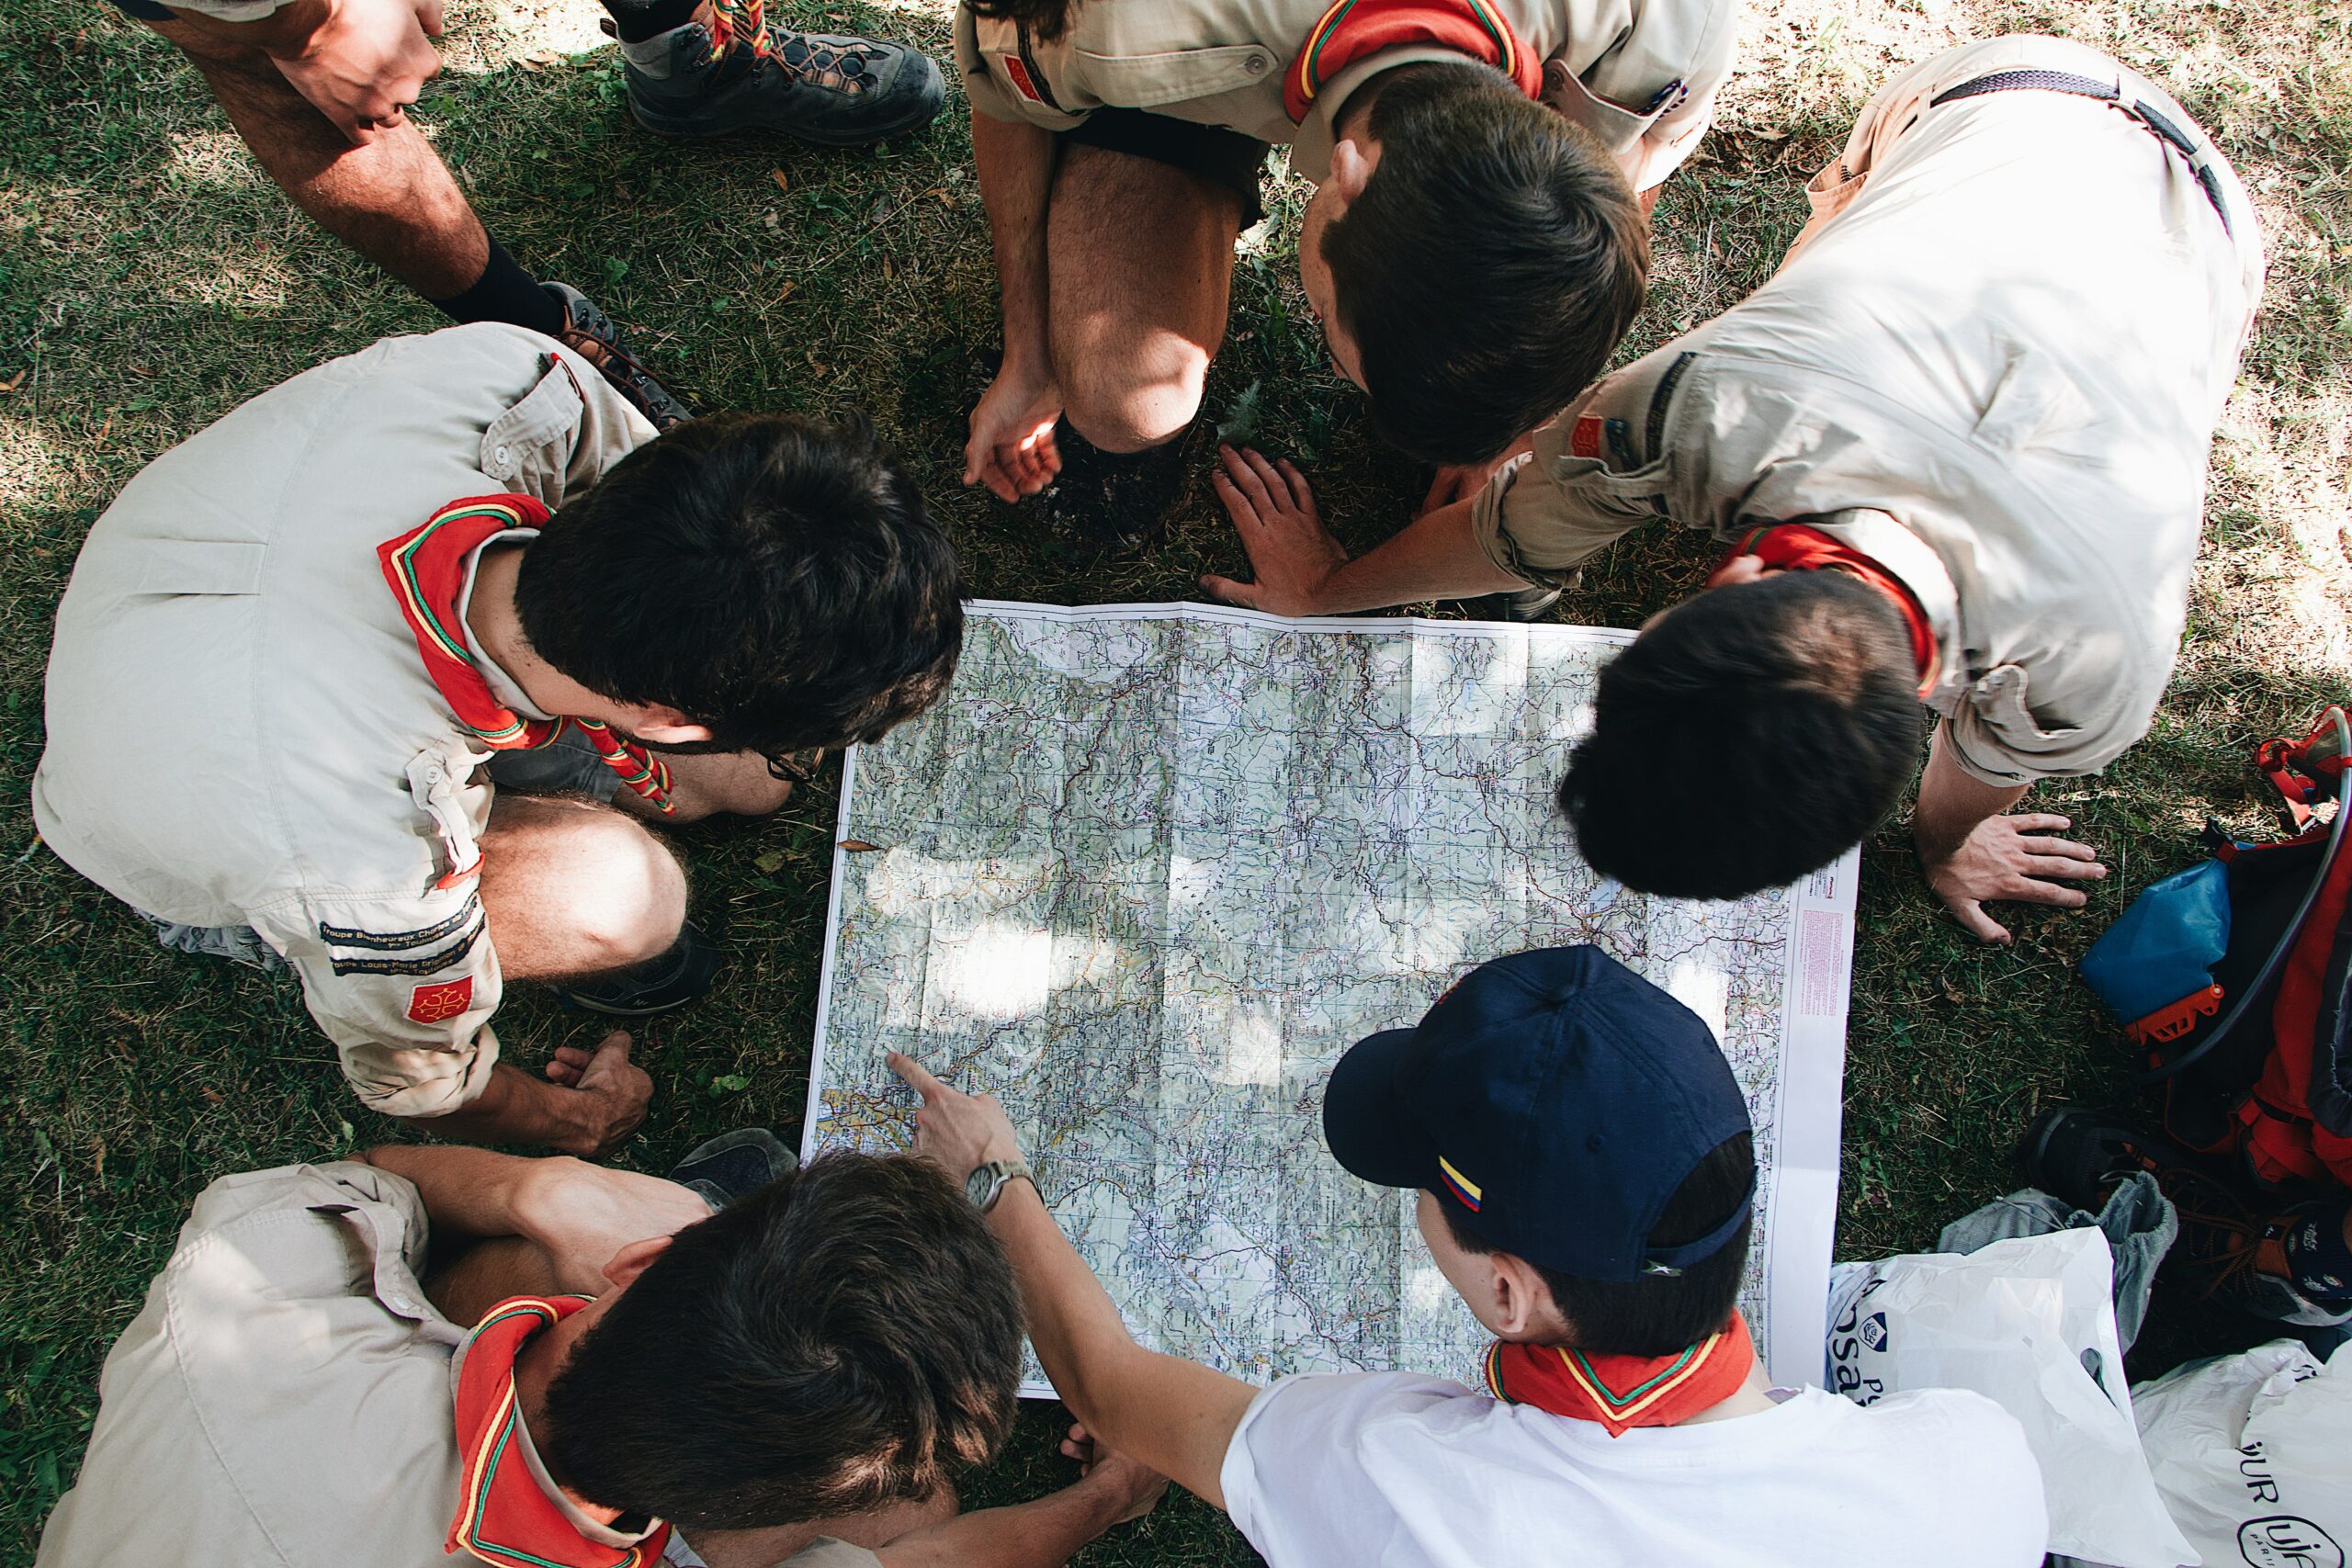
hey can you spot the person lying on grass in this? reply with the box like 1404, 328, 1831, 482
888, 943, 2051, 1568
38, 1140, 1164, 1568
1203, 35, 2266, 942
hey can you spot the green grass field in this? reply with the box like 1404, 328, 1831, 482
2, 0, 2347, 1560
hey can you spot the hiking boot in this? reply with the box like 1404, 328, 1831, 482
552, 920, 721, 1019
1032, 420, 1212, 558
2020, 1105, 2222, 1215
2023, 1105, 2343, 1325
1468, 584, 1563, 623
622, 14, 944, 146
670, 1127, 797, 1210
545, 282, 692, 431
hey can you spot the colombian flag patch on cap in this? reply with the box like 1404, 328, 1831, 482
1437, 1155, 1483, 1211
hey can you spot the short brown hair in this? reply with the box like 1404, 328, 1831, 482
543, 1152, 1022, 1531
1325, 62, 1650, 465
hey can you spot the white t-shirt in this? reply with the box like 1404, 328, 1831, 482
1218, 1371, 2048, 1568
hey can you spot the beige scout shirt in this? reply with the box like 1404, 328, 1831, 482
36, 1161, 882, 1568
954, 0, 1735, 188
1471, 35, 2266, 786
32, 325, 653, 1117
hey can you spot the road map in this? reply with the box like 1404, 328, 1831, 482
803, 601, 1858, 1392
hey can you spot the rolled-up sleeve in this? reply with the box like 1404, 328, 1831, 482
253, 889, 504, 1119
1940, 661, 2152, 786
1628, 0, 1738, 191
1468, 434, 1652, 588
954, 5, 1023, 122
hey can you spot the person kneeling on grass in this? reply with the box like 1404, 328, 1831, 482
889, 943, 2051, 1567
957, 0, 1730, 549
38, 1142, 1165, 1568
34, 323, 964, 1154
1205, 36, 2266, 940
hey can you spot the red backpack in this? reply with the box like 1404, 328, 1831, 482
2080, 708, 2352, 1188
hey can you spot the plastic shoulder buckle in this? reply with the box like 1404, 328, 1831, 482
2129, 984, 2224, 1048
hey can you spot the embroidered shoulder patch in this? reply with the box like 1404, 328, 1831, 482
407, 977, 475, 1024
1002, 54, 1044, 101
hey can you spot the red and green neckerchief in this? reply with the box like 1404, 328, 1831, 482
1723, 522, 1941, 699
1284, 0, 1541, 123
706, 0, 769, 61
1484, 1311, 1757, 1438
379, 495, 674, 818
447, 1295, 672, 1568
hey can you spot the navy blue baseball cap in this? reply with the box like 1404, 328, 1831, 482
1323, 945, 1756, 1281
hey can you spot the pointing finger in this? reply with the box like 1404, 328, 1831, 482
886, 1050, 949, 1103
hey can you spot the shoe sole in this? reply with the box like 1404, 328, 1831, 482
548, 982, 711, 1019
628, 95, 944, 147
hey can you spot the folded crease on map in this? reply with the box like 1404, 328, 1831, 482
803, 601, 1858, 1394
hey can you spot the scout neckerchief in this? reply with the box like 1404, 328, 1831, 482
1725, 522, 1940, 699
1483, 1311, 1756, 1438
379, 495, 674, 818
448, 1296, 672, 1568
705, 0, 768, 62
1284, 0, 1541, 124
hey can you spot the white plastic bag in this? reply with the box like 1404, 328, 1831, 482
1826, 1228, 2197, 1568
2130, 1337, 2349, 1568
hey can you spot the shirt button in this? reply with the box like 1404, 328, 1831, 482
492, 445, 512, 465
1244, 52, 1267, 73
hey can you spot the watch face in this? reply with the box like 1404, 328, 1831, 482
965, 1165, 995, 1207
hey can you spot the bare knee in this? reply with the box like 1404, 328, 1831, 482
483, 800, 687, 976
1057, 336, 1209, 454
565, 817, 688, 967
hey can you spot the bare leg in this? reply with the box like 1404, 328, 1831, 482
1046, 143, 1247, 454
689, 1486, 958, 1568
144, 15, 489, 298
477, 795, 688, 981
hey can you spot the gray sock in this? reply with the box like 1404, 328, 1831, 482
619, 31, 681, 77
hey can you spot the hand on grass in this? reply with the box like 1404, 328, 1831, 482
542, 1030, 652, 1156
887, 1051, 1023, 1178
965, 358, 1063, 502
1061, 1424, 1169, 1526
267, 0, 445, 144
1920, 813, 2107, 944
1200, 446, 1348, 617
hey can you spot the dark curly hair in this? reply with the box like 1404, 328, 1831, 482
516, 412, 964, 762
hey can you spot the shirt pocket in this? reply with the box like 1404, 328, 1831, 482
479, 354, 589, 506
127, 538, 266, 597
1075, 44, 1281, 110
1542, 58, 1670, 158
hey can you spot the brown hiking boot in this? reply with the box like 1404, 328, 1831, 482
545, 282, 692, 432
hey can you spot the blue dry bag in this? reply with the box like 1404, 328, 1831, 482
2079, 858, 2231, 1039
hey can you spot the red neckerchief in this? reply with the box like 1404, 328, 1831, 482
448, 1295, 672, 1568
1483, 1312, 1757, 1438
379, 495, 673, 818
1724, 523, 1939, 698
1285, 0, 1541, 123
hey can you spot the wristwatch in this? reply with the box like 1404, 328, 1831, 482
965, 1156, 1035, 1213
